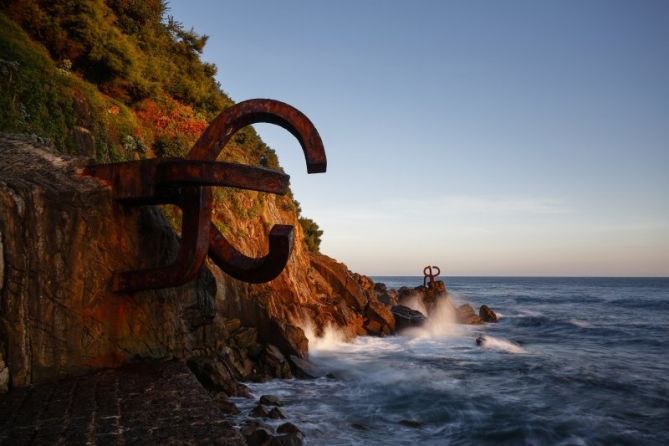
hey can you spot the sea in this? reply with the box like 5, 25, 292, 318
231, 277, 669, 445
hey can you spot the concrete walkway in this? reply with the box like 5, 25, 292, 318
0, 361, 244, 445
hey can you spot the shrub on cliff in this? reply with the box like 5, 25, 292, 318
299, 217, 323, 254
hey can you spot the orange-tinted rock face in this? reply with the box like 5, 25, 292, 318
0, 134, 388, 389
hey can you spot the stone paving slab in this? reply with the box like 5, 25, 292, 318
0, 361, 244, 445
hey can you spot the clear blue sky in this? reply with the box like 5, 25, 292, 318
169, 0, 669, 276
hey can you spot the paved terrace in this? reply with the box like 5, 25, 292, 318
0, 361, 243, 445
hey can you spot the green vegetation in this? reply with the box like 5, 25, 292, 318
0, 0, 322, 250
299, 217, 323, 254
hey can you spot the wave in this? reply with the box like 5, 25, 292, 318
568, 319, 590, 328
477, 335, 527, 354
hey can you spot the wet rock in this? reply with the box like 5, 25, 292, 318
374, 282, 388, 294
364, 301, 396, 336
432, 280, 447, 295
241, 420, 274, 446
0, 362, 8, 393
0, 341, 7, 393
233, 327, 260, 350
268, 407, 286, 419
187, 357, 249, 397
391, 305, 427, 331
479, 305, 498, 322
250, 404, 270, 418
213, 392, 240, 415
399, 419, 426, 428
397, 287, 419, 305
270, 433, 304, 446
260, 394, 283, 406
258, 344, 292, 379
289, 355, 317, 378
221, 345, 256, 379
456, 304, 484, 325
277, 423, 302, 435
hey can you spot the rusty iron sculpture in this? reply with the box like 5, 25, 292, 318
423, 265, 441, 289
84, 99, 326, 293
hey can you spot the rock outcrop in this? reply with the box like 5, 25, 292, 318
479, 305, 498, 322
456, 304, 484, 325
391, 305, 427, 331
0, 134, 391, 390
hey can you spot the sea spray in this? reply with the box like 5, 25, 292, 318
476, 335, 527, 354
300, 320, 348, 352
402, 294, 461, 338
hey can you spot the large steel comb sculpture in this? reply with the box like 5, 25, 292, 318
84, 99, 326, 293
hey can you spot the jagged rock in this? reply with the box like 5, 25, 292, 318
187, 357, 249, 397
213, 392, 240, 414
233, 327, 260, 350
0, 364, 8, 394
270, 433, 304, 446
479, 305, 498, 322
399, 419, 426, 428
375, 282, 398, 306
310, 255, 368, 311
277, 423, 302, 435
0, 340, 7, 393
364, 301, 396, 336
241, 420, 274, 446
397, 286, 419, 304
257, 344, 292, 379
456, 304, 484, 325
268, 407, 286, 419
391, 305, 427, 331
220, 345, 256, 378
289, 355, 317, 378
251, 404, 270, 418
374, 282, 388, 294
260, 394, 283, 406
279, 323, 309, 359
431, 280, 447, 295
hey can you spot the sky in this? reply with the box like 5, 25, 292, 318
168, 0, 669, 276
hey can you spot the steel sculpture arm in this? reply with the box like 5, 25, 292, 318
83, 99, 326, 293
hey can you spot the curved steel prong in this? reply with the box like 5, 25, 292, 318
112, 186, 212, 293
187, 99, 327, 173
207, 224, 294, 283
186, 99, 324, 283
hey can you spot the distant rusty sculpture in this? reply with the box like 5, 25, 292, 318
423, 265, 441, 289
84, 99, 326, 293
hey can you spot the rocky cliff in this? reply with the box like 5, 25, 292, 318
0, 133, 394, 391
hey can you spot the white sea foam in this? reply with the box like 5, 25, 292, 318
301, 321, 348, 351
478, 335, 527, 354
569, 319, 590, 328
402, 297, 462, 338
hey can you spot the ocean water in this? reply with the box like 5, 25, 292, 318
232, 277, 669, 445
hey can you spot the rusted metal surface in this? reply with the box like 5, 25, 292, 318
84, 99, 326, 293
423, 265, 441, 289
